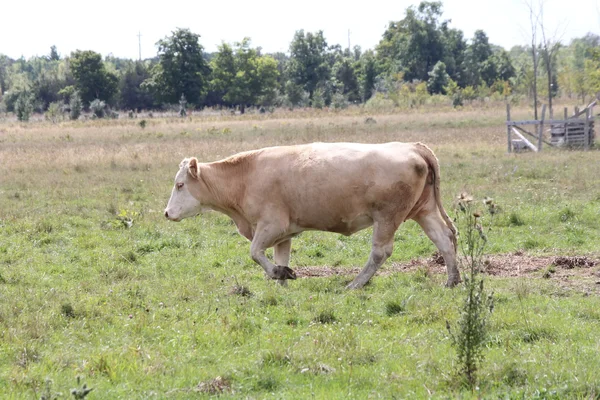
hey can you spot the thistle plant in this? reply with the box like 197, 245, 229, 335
447, 193, 496, 389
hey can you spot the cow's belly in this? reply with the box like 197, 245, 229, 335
293, 214, 373, 236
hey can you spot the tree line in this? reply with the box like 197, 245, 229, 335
1, 1, 599, 121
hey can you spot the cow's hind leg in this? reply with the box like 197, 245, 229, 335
414, 212, 460, 287
250, 223, 296, 281
346, 220, 398, 289
274, 239, 292, 287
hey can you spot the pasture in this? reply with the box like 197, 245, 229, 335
1, 106, 600, 398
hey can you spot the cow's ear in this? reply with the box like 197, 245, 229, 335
188, 157, 200, 179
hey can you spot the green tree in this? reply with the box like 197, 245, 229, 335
585, 48, 600, 97
69, 91, 82, 120
463, 30, 493, 87
49, 46, 60, 61
376, 2, 448, 82
427, 60, 449, 94
441, 25, 468, 85
358, 50, 378, 102
284, 80, 307, 108
332, 56, 360, 103
0, 54, 10, 95
143, 28, 211, 106
210, 38, 279, 113
15, 91, 33, 121
70, 50, 118, 106
119, 61, 154, 110
287, 30, 331, 102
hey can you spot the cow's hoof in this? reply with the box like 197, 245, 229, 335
274, 265, 296, 280
345, 281, 364, 290
445, 278, 461, 288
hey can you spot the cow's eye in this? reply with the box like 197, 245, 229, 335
176, 182, 184, 190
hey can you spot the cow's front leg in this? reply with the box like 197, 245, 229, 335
347, 220, 398, 289
250, 224, 296, 281
274, 239, 292, 287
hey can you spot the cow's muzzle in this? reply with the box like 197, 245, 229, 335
164, 210, 181, 222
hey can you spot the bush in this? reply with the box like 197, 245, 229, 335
331, 92, 348, 110
312, 88, 325, 109
284, 81, 308, 108
90, 99, 106, 119
69, 92, 82, 120
364, 92, 395, 111
15, 92, 33, 122
45, 101, 63, 123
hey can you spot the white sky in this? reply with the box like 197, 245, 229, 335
2, 0, 599, 60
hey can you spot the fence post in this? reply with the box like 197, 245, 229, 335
506, 103, 512, 153
538, 104, 546, 152
584, 108, 590, 150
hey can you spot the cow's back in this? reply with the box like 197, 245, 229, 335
243, 142, 428, 232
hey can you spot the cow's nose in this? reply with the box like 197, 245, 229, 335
164, 211, 169, 219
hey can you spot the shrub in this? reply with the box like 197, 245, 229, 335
90, 99, 106, 118
69, 92, 82, 120
331, 92, 349, 109
178, 94, 187, 117
364, 92, 395, 111
15, 92, 33, 122
312, 88, 325, 109
45, 101, 63, 123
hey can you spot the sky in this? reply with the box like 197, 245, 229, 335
2, 0, 599, 60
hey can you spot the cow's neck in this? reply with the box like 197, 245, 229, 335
200, 161, 248, 211
198, 162, 253, 239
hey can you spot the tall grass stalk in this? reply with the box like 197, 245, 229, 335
447, 194, 496, 389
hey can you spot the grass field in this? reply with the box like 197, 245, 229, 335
1, 106, 600, 398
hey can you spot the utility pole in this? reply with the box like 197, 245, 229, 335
347, 29, 351, 52
137, 31, 142, 61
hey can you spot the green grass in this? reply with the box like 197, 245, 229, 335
1, 106, 600, 398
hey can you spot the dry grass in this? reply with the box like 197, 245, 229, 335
0, 105, 518, 173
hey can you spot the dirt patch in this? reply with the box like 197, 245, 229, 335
552, 256, 596, 269
294, 253, 600, 293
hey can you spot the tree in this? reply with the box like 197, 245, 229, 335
0, 54, 10, 95
524, 0, 542, 119
69, 91, 82, 120
332, 56, 360, 103
376, 2, 448, 82
210, 38, 279, 113
70, 50, 118, 106
119, 61, 154, 110
143, 28, 211, 106
463, 30, 493, 87
538, 1, 562, 118
427, 61, 449, 94
357, 50, 378, 102
441, 24, 468, 85
15, 91, 33, 121
287, 30, 331, 102
49, 46, 60, 61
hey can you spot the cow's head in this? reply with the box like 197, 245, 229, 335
164, 157, 203, 222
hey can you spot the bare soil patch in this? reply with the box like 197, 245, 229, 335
295, 253, 600, 293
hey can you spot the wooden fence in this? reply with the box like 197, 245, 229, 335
506, 100, 596, 153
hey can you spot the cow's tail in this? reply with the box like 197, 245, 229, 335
414, 142, 457, 250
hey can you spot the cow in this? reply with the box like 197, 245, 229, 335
164, 142, 459, 289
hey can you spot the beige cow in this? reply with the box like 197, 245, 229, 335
164, 142, 459, 289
